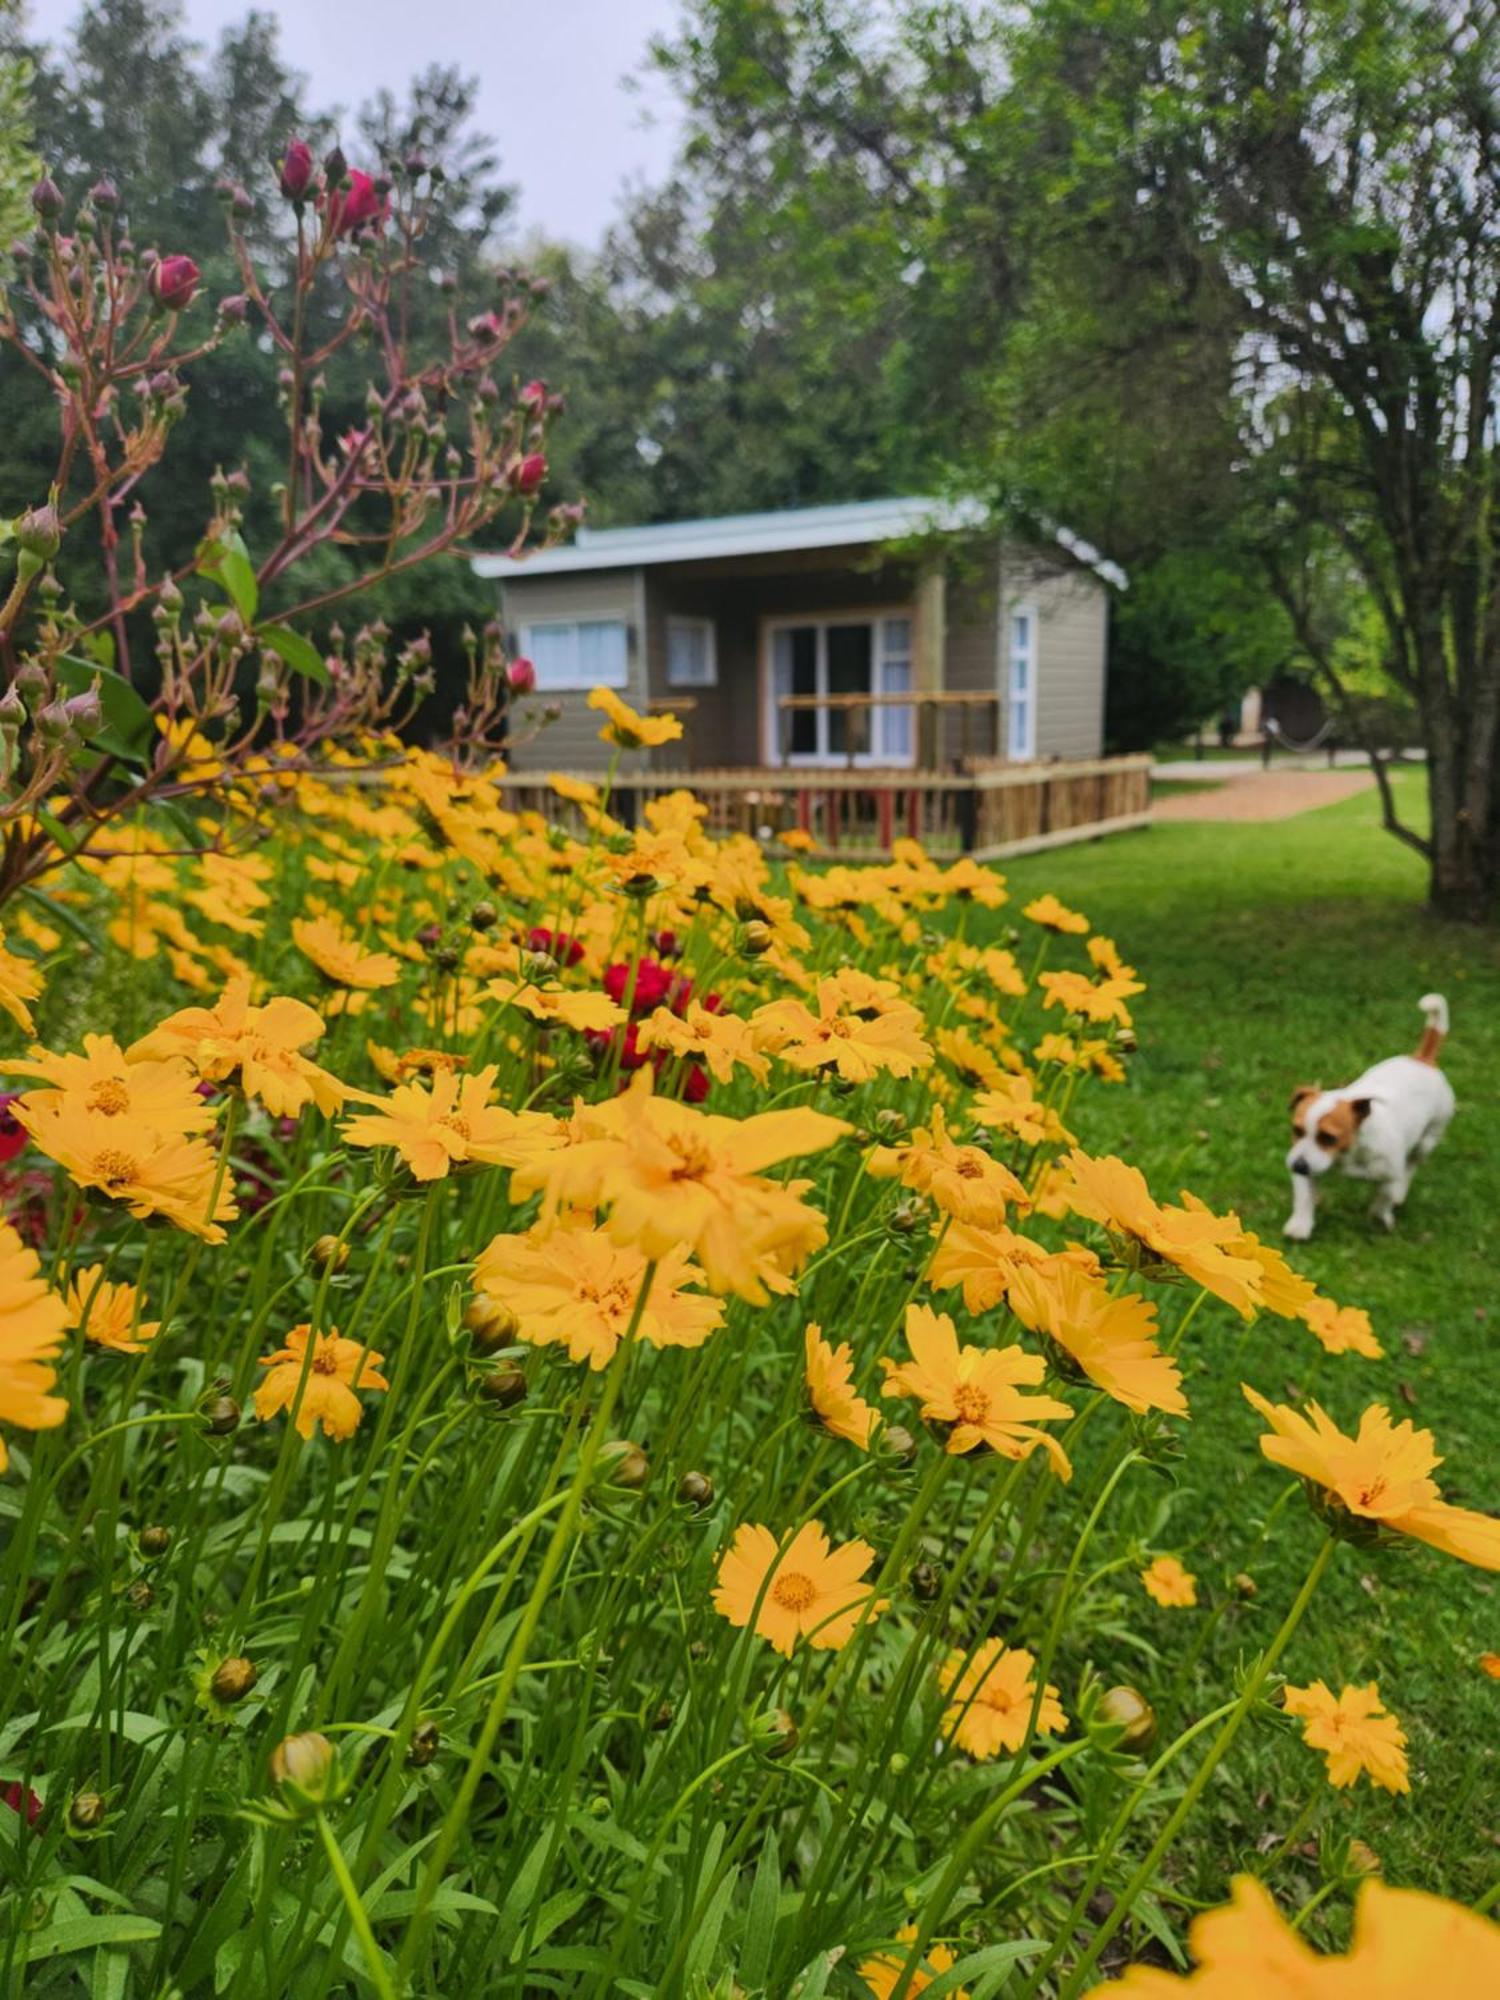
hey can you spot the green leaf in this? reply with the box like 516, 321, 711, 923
19, 885, 100, 955
739, 1831, 781, 1990
54, 656, 153, 766
257, 622, 330, 686
197, 527, 258, 623
23, 1915, 161, 1965
922, 1937, 1047, 1997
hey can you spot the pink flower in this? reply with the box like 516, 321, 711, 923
527, 926, 583, 967
329, 170, 388, 238
150, 255, 200, 312
279, 138, 314, 201
519, 379, 547, 409
514, 453, 547, 496
507, 656, 536, 696
2, 1782, 40, 1825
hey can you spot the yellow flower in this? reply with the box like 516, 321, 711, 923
970, 1074, 1073, 1148
130, 978, 347, 1118
636, 1002, 769, 1085
857, 1923, 969, 1998
535, 1071, 847, 1303
472, 1222, 722, 1370
365, 1042, 467, 1086
940, 857, 1007, 908
341, 1067, 563, 1182
868, 1106, 1028, 1230
804, 1323, 880, 1449
1480, 1653, 1500, 1680
881, 1304, 1072, 1476
934, 1025, 1013, 1090
1283, 1680, 1409, 1792
1008, 1262, 1187, 1416
1060, 1152, 1262, 1317
10, 1034, 215, 1132
1141, 1555, 1197, 1607
1301, 1295, 1383, 1359
0, 928, 44, 1035
292, 914, 401, 990
0, 1220, 68, 1472
1231, 1229, 1318, 1321
254, 1325, 388, 1440
488, 978, 626, 1034
1243, 1384, 1500, 1569
1023, 894, 1088, 934
929, 1220, 1100, 1316
16, 1099, 237, 1242
549, 771, 601, 806
712, 1519, 886, 1655
752, 969, 932, 1083
779, 826, 817, 854
1087, 1875, 1500, 1995
1040, 968, 1137, 1027
938, 1638, 1067, 1758
587, 685, 684, 749
63, 1266, 160, 1355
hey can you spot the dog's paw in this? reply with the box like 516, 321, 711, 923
1369, 1206, 1397, 1233
1283, 1215, 1312, 1242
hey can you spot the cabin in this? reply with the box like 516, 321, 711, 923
474, 497, 1115, 776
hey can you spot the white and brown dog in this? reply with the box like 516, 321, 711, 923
1284, 995, 1454, 1241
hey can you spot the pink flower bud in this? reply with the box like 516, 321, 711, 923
329, 170, 388, 238
519, 379, 547, 410
279, 138, 314, 201
507, 656, 536, 695
515, 453, 547, 496
150, 254, 200, 312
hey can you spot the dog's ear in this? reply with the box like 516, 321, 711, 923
1289, 1084, 1320, 1126
1349, 1096, 1373, 1124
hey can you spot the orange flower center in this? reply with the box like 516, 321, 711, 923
91, 1147, 138, 1189
436, 1113, 471, 1142
1354, 1477, 1388, 1511
956, 1154, 984, 1180
771, 1571, 816, 1612
88, 1078, 131, 1115
667, 1135, 715, 1182
953, 1383, 991, 1425
311, 1345, 340, 1376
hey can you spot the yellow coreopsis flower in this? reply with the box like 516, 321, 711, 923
752, 968, 932, 1083
939, 857, 1007, 908
1040, 969, 1137, 1027
869, 1106, 1028, 1231
881, 1304, 1072, 1476
1023, 893, 1088, 934
16, 1099, 237, 1242
1008, 1262, 1187, 1416
587, 685, 684, 749
938, 1638, 1067, 1758
857, 1924, 970, 1998
1243, 1384, 1500, 1569
636, 1002, 769, 1086
254, 1325, 388, 1441
0, 928, 44, 1035
129, 977, 348, 1119
1085, 1875, 1500, 1996
534, 1071, 847, 1303
341, 1066, 563, 1183
1141, 1555, 1198, 1607
1283, 1680, 1409, 1793
64, 1265, 160, 1355
1300, 1295, 1383, 1359
970, 1074, 1074, 1148
292, 914, 401, 991
934, 1025, 1014, 1091
1230, 1227, 1318, 1321
0, 1220, 68, 1471
804, 1323, 880, 1450
712, 1519, 886, 1655
10, 1034, 216, 1132
1060, 1152, 1262, 1317
929, 1220, 1100, 1316
473, 1222, 722, 1370
488, 978, 626, 1034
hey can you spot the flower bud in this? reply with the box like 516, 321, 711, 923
751, 1707, 798, 1759
599, 1440, 650, 1491
651, 1700, 674, 1731
14, 660, 46, 696
1231, 1571, 1257, 1599
138, 1524, 172, 1559
126, 1579, 154, 1612
738, 919, 773, 958
467, 900, 498, 932
676, 1469, 714, 1511
1097, 1684, 1156, 1752
1346, 1838, 1382, 1877
16, 503, 62, 561
514, 452, 547, 496
33, 698, 71, 744
270, 1730, 336, 1800
323, 144, 347, 183
873, 1108, 907, 1137
909, 1559, 940, 1602
203, 1392, 241, 1437
307, 1234, 350, 1273
476, 1363, 528, 1409
0, 685, 25, 732
507, 655, 536, 696
887, 1197, 926, 1237
880, 1424, 918, 1468
211, 1656, 258, 1705
406, 1719, 441, 1769
279, 138, 314, 201
89, 176, 120, 212
68, 1791, 107, 1832
217, 292, 249, 324
149, 253, 201, 313
463, 1292, 518, 1355
31, 175, 63, 222
63, 688, 102, 735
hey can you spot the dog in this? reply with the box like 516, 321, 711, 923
1284, 995, 1454, 1241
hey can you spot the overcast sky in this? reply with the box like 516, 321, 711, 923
22, 0, 688, 244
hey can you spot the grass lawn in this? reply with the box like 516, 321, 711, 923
995, 770, 1500, 1912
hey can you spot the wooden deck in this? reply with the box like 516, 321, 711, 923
502, 756, 1152, 861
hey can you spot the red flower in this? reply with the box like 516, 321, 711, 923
329, 170, 388, 238
0, 1093, 27, 1166
527, 926, 583, 967
150, 255, 200, 312
515, 452, 547, 496
603, 957, 690, 1017
279, 138, 314, 201
2, 1782, 40, 1825
507, 656, 537, 696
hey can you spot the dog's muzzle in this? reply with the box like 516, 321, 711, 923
1290, 1158, 1312, 1176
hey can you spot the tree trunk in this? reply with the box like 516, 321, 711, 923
1425, 704, 1499, 923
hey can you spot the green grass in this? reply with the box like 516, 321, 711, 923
996, 771, 1500, 1907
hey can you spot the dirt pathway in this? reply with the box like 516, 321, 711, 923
1153, 769, 1374, 823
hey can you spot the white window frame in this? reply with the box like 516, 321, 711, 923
1007, 602, 1038, 761
519, 616, 630, 692
665, 615, 718, 689
761, 609, 917, 769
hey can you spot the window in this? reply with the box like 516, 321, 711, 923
876, 617, 913, 762
1007, 605, 1037, 760
666, 616, 717, 688
766, 612, 917, 767
521, 618, 629, 691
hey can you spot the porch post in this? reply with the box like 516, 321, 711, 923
915, 562, 946, 770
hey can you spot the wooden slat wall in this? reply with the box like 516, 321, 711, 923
501, 756, 1151, 862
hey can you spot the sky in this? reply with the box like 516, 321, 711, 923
22, 0, 688, 244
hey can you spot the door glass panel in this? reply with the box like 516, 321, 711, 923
879, 657, 912, 761
826, 623, 872, 757
774, 626, 819, 755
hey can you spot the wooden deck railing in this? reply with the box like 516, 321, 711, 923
502, 755, 1152, 861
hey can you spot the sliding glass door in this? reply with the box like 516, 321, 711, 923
766, 614, 915, 766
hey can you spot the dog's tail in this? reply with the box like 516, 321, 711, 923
1415, 992, 1449, 1065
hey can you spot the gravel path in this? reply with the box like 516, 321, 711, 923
1153, 769, 1374, 822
